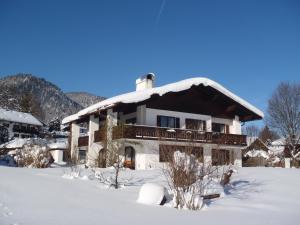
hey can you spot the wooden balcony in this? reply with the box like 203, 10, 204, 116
78, 136, 89, 147
94, 125, 247, 146
94, 129, 106, 142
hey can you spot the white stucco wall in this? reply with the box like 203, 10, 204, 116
50, 150, 64, 163
233, 148, 242, 167
136, 105, 146, 125
203, 145, 212, 166
71, 122, 80, 158
86, 114, 101, 166
232, 115, 242, 135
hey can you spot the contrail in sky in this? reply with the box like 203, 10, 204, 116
156, 0, 166, 25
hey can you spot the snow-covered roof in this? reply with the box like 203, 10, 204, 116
62, 77, 264, 124
0, 108, 43, 126
244, 149, 269, 159
0, 138, 47, 149
48, 139, 68, 150
271, 138, 286, 146
268, 138, 286, 154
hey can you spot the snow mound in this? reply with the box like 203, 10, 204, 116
137, 183, 167, 205
203, 178, 225, 196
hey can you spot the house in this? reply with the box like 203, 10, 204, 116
48, 139, 68, 164
62, 74, 264, 170
0, 108, 43, 141
242, 138, 269, 167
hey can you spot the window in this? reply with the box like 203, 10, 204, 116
212, 149, 231, 165
21, 134, 31, 138
14, 133, 19, 138
212, 123, 229, 133
2, 123, 9, 128
13, 125, 20, 132
157, 116, 180, 128
78, 150, 87, 162
185, 119, 206, 131
125, 118, 136, 125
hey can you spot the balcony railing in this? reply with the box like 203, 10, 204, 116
93, 125, 247, 146
78, 136, 89, 147
94, 129, 106, 142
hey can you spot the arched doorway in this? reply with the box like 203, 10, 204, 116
124, 146, 135, 169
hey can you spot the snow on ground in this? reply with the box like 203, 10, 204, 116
0, 166, 299, 225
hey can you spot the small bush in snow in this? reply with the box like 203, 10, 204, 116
14, 143, 52, 168
163, 150, 230, 210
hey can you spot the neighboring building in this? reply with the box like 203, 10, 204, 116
0, 108, 43, 140
62, 74, 264, 170
242, 138, 269, 167
48, 139, 68, 164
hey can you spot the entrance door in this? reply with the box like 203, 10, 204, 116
98, 149, 106, 168
124, 147, 135, 169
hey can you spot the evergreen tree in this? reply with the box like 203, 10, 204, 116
0, 125, 9, 144
20, 92, 44, 121
48, 118, 61, 132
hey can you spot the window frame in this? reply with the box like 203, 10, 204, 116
157, 115, 180, 128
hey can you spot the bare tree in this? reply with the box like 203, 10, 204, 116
259, 125, 279, 144
242, 125, 260, 137
267, 82, 300, 158
93, 121, 125, 189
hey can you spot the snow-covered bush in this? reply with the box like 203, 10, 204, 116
14, 143, 52, 168
163, 150, 230, 210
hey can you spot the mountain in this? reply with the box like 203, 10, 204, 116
0, 74, 104, 124
66, 92, 105, 108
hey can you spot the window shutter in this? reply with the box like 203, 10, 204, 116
157, 116, 161, 127
176, 118, 180, 128
225, 125, 229, 134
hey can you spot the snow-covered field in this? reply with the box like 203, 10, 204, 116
0, 166, 299, 225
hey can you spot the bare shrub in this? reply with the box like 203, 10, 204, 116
162, 144, 221, 210
14, 144, 52, 168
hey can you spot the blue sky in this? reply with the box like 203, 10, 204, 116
0, 0, 299, 126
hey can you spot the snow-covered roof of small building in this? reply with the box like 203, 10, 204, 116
271, 138, 286, 146
62, 77, 264, 124
47, 139, 68, 150
244, 150, 269, 159
0, 138, 47, 149
268, 138, 286, 154
0, 108, 43, 126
